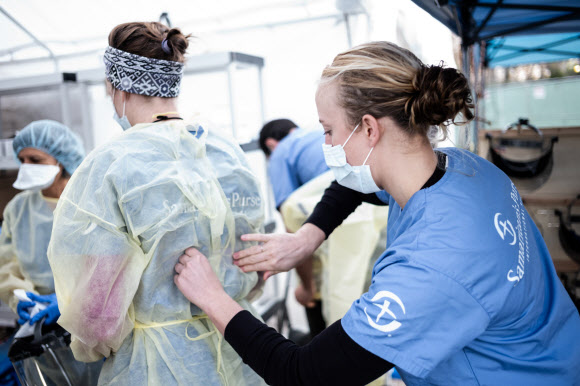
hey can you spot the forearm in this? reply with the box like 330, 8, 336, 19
225, 311, 393, 386
0, 258, 36, 311
294, 223, 325, 261
305, 181, 386, 238
203, 291, 244, 335
295, 256, 314, 290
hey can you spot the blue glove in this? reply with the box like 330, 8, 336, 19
27, 292, 60, 325
16, 299, 35, 325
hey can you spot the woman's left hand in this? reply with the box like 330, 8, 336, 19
174, 248, 225, 311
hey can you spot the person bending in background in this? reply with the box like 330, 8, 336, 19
259, 118, 329, 340
259, 119, 329, 211
261, 119, 389, 355
0, 120, 101, 384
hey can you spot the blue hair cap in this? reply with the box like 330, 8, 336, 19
13, 120, 86, 175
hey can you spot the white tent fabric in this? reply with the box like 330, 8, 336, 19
0, 0, 458, 148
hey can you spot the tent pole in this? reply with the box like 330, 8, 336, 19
461, 44, 470, 149
344, 13, 353, 48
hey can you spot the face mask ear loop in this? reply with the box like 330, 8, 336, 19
122, 94, 126, 117
362, 147, 374, 166
342, 123, 360, 147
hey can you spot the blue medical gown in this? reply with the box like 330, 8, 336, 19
268, 129, 328, 207
343, 148, 580, 385
48, 121, 266, 385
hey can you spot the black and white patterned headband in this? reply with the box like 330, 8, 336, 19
103, 46, 184, 98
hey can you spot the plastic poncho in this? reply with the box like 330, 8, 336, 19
48, 120, 267, 386
280, 171, 388, 324
0, 190, 57, 310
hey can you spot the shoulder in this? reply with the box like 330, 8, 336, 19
74, 123, 187, 181
205, 128, 247, 163
4, 190, 36, 213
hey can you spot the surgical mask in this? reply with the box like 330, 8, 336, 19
322, 123, 381, 194
112, 89, 132, 131
13, 164, 60, 191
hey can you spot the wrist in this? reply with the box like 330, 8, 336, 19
296, 223, 325, 257
198, 288, 228, 314
203, 290, 244, 335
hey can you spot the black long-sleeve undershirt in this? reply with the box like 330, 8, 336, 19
225, 310, 393, 386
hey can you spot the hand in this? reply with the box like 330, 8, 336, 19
174, 248, 226, 312
232, 224, 325, 280
27, 292, 60, 325
294, 283, 316, 308
17, 299, 35, 325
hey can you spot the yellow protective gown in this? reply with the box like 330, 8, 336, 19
48, 121, 266, 385
280, 171, 388, 324
0, 190, 57, 310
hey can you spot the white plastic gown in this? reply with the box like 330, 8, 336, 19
0, 190, 57, 310
47, 121, 267, 385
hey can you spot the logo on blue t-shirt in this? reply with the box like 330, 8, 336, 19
494, 182, 531, 285
494, 213, 517, 246
363, 291, 406, 334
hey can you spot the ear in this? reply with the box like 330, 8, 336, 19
57, 163, 66, 178
361, 114, 382, 147
265, 138, 279, 153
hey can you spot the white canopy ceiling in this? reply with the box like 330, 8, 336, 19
0, 0, 356, 65
0, 0, 457, 136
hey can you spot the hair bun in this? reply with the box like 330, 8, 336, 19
408, 64, 474, 129
163, 28, 190, 62
109, 22, 191, 63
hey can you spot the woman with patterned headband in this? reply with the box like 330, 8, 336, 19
47, 22, 266, 385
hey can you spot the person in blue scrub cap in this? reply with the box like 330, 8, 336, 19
0, 119, 85, 324
259, 119, 328, 209
0, 120, 101, 384
175, 41, 580, 385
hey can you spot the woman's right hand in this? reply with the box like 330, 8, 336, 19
174, 248, 225, 311
233, 223, 326, 280
175, 248, 244, 335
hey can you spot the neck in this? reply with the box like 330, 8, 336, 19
373, 138, 437, 209
128, 98, 180, 125
42, 177, 69, 199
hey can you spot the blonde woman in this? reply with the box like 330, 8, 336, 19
175, 42, 580, 385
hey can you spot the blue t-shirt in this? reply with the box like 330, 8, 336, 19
268, 129, 328, 207
343, 148, 580, 385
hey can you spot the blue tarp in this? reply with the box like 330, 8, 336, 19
487, 33, 580, 67
411, 0, 580, 67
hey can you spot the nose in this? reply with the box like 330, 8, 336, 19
324, 135, 332, 145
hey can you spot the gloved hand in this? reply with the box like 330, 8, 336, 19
16, 299, 36, 325
27, 292, 60, 325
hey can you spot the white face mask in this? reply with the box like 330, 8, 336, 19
13, 164, 60, 191
322, 123, 381, 194
112, 89, 132, 131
